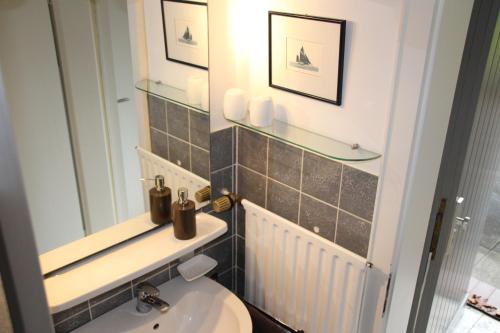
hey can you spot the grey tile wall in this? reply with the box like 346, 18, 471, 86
148, 95, 210, 180
235, 127, 378, 263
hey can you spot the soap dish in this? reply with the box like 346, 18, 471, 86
177, 254, 218, 282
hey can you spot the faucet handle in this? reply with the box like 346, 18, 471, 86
137, 282, 159, 299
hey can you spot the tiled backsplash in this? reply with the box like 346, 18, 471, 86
148, 95, 210, 180
234, 127, 378, 295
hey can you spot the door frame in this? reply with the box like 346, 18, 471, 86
0, 77, 55, 331
409, 1, 500, 330
403, 0, 499, 331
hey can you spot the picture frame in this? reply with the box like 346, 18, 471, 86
269, 12, 346, 105
161, 0, 208, 70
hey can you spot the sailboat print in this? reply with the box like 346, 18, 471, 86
289, 46, 319, 72
178, 25, 198, 46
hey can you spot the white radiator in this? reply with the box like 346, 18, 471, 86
243, 199, 367, 333
136, 147, 210, 210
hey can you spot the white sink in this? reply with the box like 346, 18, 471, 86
74, 276, 252, 333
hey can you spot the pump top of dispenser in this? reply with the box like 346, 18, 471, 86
178, 187, 189, 206
154, 175, 166, 191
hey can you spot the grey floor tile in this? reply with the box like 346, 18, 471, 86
166, 102, 189, 141
266, 180, 300, 223
475, 246, 490, 265
339, 165, 378, 221
472, 251, 500, 289
191, 146, 210, 180
168, 136, 190, 170
299, 194, 337, 242
190, 111, 210, 150
268, 139, 302, 190
335, 211, 371, 258
150, 128, 169, 160
447, 307, 482, 333
238, 127, 268, 174
468, 314, 500, 333
301, 151, 342, 206
238, 166, 266, 207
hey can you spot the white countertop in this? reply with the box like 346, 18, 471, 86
44, 213, 227, 313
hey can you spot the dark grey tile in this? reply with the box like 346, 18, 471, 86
166, 102, 189, 141
168, 136, 190, 170
150, 128, 169, 160
236, 267, 245, 298
216, 269, 234, 291
238, 166, 266, 207
89, 282, 130, 306
148, 95, 167, 132
237, 235, 245, 269
190, 111, 210, 150
54, 310, 91, 333
266, 180, 300, 223
336, 211, 371, 258
210, 128, 233, 171
236, 205, 245, 238
90, 288, 132, 319
169, 261, 181, 280
132, 262, 170, 287
191, 146, 210, 180
132, 268, 170, 296
202, 237, 233, 274
52, 301, 89, 325
299, 195, 337, 242
238, 127, 268, 174
211, 166, 233, 198
209, 209, 234, 237
340, 166, 378, 221
301, 152, 342, 206
268, 139, 302, 189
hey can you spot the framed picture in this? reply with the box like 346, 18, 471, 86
269, 12, 346, 105
161, 0, 208, 70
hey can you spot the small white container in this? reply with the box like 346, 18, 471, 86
186, 76, 203, 105
177, 254, 218, 282
249, 96, 273, 127
223, 88, 247, 121
201, 81, 209, 111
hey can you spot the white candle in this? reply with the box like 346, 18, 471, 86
249, 96, 273, 127
223, 88, 247, 121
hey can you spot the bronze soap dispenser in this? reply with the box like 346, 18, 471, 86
172, 187, 196, 240
149, 175, 171, 225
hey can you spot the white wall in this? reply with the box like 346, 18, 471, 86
0, 0, 85, 253
143, 0, 208, 90
210, 0, 404, 175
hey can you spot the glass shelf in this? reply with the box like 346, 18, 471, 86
135, 79, 208, 114
227, 117, 381, 162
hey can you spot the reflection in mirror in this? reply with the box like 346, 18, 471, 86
4, 0, 210, 272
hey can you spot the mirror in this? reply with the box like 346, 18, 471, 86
4, 0, 210, 273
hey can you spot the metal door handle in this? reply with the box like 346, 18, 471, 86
456, 216, 470, 231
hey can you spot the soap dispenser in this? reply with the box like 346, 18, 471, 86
172, 187, 196, 240
149, 175, 172, 225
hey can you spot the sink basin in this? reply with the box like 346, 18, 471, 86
74, 276, 252, 333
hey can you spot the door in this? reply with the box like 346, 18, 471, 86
410, 1, 500, 332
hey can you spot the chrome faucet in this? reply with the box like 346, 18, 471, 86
136, 282, 170, 314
